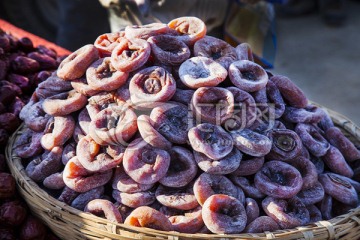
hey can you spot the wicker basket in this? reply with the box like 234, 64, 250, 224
5, 105, 360, 240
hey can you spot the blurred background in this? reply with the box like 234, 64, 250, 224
1, 0, 359, 125
274, 3, 360, 126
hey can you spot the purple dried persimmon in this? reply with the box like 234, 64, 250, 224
193, 173, 238, 205
124, 206, 173, 231
262, 196, 310, 229
255, 160, 303, 199
89, 105, 138, 145
57, 44, 99, 80
245, 198, 260, 224
318, 173, 358, 206
41, 116, 75, 151
111, 38, 150, 72
35, 73, 73, 99
71, 77, 100, 97
230, 128, 272, 157
322, 145, 354, 178
0, 113, 20, 132
43, 172, 65, 190
244, 216, 280, 233
18, 36, 34, 52
9, 96, 25, 117
85, 199, 123, 223
229, 60, 268, 92
94, 31, 124, 57
179, 56, 227, 88
27, 51, 57, 70
129, 66, 176, 108
332, 198, 355, 217
283, 105, 325, 124
166, 206, 204, 233
159, 146, 198, 188
11, 56, 40, 73
112, 165, 154, 193
114, 203, 133, 221
0, 200, 27, 226
112, 189, 155, 208
191, 87, 234, 125
331, 174, 360, 193
270, 75, 308, 108
25, 147, 63, 182
37, 45, 57, 59
291, 156, 318, 190
0, 129, 8, 146
78, 108, 91, 135
318, 110, 335, 132
86, 92, 117, 119
155, 183, 199, 210
22, 101, 50, 132
251, 87, 270, 117
114, 79, 132, 105
194, 147, 242, 175
307, 204, 322, 223
193, 35, 237, 69
230, 175, 265, 199
19, 216, 46, 240
167, 16, 206, 46
325, 126, 360, 162
70, 186, 105, 210
148, 35, 190, 66
297, 181, 324, 205
62, 141, 76, 165
320, 194, 333, 220
13, 128, 43, 159
230, 155, 264, 177
188, 123, 233, 160
42, 90, 87, 116
125, 23, 173, 40
8, 73, 31, 92
0, 173, 16, 199
266, 80, 286, 119
299, 145, 311, 160
123, 138, 170, 184
76, 135, 125, 172
202, 194, 247, 234
267, 129, 303, 161
235, 43, 254, 61
87, 57, 129, 91
295, 123, 330, 157
57, 187, 79, 205
310, 156, 325, 174
171, 88, 194, 105
63, 157, 112, 193
150, 102, 191, 144
0, 80, 22, 104
197, 225, 212, 234
137, 114, 172, 150
224, 87, 257, 130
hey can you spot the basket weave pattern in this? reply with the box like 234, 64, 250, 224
5, 106, 360, 240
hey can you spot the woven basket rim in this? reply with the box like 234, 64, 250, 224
5, 103, 360, 240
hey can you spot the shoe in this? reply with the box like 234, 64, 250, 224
318, 0, 346, 26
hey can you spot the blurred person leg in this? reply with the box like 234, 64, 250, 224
56, 0, 110, 51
